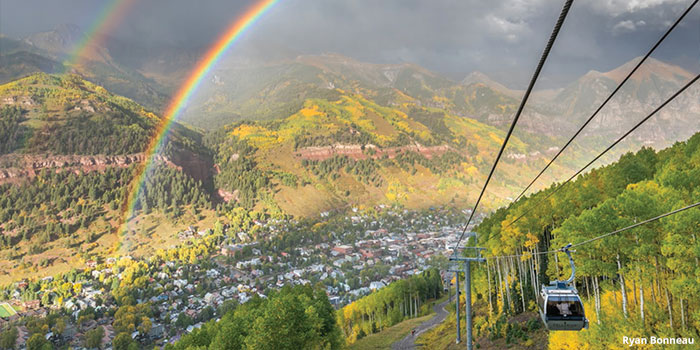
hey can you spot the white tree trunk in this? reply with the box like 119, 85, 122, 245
530, 248, 538, 298
655, 256, 662, 302
496, 257, 504, 311
516, 255, 526, 312
404, 293, 408, 317
534, 246, 540, 289
617, 254, 628, 318
681, 298, 686, 329
594, 277, 600, 323
585, 276, 591, 299
487, 259, 493, 315
504, 258, 512, 311
665, 287, 673, 329
415, 294, 418, 317
640, 283, 645, 323
638, 265, 644, 323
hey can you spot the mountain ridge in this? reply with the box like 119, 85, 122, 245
4, 26, 698, 148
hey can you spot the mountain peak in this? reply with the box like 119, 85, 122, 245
602, 56, 693, 84
461, 71, 519, 97
23, 23, 85, 56
461, 71, 491, 84
52, 23, 84, 38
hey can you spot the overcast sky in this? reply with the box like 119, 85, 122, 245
1, 0, 698, 88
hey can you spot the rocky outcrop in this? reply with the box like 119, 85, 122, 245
2, 95, 36, 107
166, 149, 213, 182
0, 153, 149, 169
296, 143, 452, 161
0, 151, 216, 184
217, 189, 237, 203
0, 153, 150, 184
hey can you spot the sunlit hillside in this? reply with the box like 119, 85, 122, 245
415, 131, 700, 349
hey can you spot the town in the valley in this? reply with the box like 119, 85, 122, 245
0, 206, 479, 349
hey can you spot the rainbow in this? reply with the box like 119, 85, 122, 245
119, 0, 280, 232
63, 0, 137, 70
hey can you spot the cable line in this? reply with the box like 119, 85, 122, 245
454, 0, 574, 251
512, 0, 698, 204
506, 73, 700, 227
487, 200, 700, 260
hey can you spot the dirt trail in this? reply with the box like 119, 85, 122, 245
392, 296, 452, 350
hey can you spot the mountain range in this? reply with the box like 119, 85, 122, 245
4, 25, 699, 145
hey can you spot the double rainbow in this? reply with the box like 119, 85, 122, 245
119, 0, 280, 231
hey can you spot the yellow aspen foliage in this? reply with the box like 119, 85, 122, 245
73, 283, 82, 295
488, 132, 504, 144
549, 330, 589, 350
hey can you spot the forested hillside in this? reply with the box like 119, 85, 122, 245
0, 37, 62, 85
0, 73, 205, 157
165, 285, 343, 350
203, 94, 571, 218
338, 268, 444, 345
0, 73, 215, 283
432, 131, 700, 349
1, 32, 171, 111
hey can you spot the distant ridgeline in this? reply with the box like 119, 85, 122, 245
466, 131, 700, 348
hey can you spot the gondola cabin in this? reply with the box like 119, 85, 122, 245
538, 281, 588, 331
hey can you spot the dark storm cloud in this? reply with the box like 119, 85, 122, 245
248, 0, 699, 87
1, 0, 698, 87
0, 0, 258, 46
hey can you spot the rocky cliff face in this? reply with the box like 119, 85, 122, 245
0, 153, 149, 184
532, 58, 700, 146
455, 58, 699, 151
166, 148, 213, 183
295, 143, 452, 161
0, 151, 213, 184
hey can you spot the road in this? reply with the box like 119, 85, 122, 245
392, 295, 452, 350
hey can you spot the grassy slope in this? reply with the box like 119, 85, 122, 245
0, 302, 18, 317
348, 314, 433, 350
417, 301, 548, 350
0, 208, 217, 286
347, 294, 450, 350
